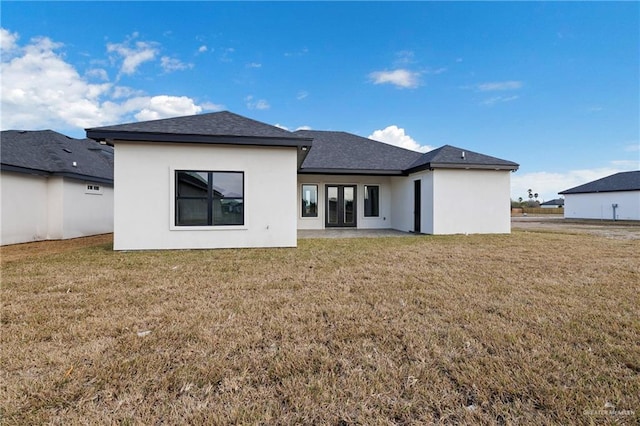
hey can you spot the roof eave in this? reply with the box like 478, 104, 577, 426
85, 130, 313, 148
1, 164, 113, 184
405, 162, 519, 174
298, 168, 405, 176
1, 164, 51, 176
559, 188, 640, 195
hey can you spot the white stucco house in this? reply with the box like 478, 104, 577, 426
1, 130, 114, 245
86, 111, 519, 250
559, 171, 640, 221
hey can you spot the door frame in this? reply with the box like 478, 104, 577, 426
325, 184, 357, 228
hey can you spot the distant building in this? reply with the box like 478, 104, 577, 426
1, 130, 114, 245
540, 198, 564, 209
559, 171, 640, 220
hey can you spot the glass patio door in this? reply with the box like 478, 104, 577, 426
326, 185, 357, 227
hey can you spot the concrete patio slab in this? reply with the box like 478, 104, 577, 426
297, 229, 414, 239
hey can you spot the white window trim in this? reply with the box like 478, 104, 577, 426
85, 183, 103, 195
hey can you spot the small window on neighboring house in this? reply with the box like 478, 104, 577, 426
364, 185, 379, 217
85, 184, 103, 194
301, 184, 318, 217
175, 171, 244, 226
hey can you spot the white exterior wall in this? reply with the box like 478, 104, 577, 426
563, 191, 640, 220
61, 179, 114, 239
296, 175, 392, 229
390, 171, 434, 233
1, 171, 114, 245
47, 177, 64, 240
1, 171, 50, 244
114, 142, 298, 250
432, 169, 512, 234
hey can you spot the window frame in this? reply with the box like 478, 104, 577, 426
85, 183, 103, 195
301, 184, 319, 218
174, 170, 245, 227
363, 185, 380, 218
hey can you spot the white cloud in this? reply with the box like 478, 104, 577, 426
284, 47, 309, 57
246, 62, 262, 68
220, 47, 234, 62
624, 143, 639, 152
0, 28, 19, 52
111, 85, 144, 99
160, 56, 193, 72
274, 124, 310, 132
85, 68, 109, 81
426, 67, 447, 75
107, 35, 159, 76
0, 30, 220, 132
134, 95, 205, 121
200, 101, 225, 111
481, 95, 519, 106
296, 90, 308, 100
198, 45, 208, 53
394, 50, 415, 65
245, 95, 270, 110
368, 125, 433, 153
369, 69, 421, 89
477, 81, 523, 91
511, 165, 639, 202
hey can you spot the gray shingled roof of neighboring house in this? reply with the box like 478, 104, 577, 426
540, 198, 565, 206
405, 145, 519, 173
1, 130, 114, 184
296, 130, 423, 175
559, 170, 640, 194
86, 111, 312, 148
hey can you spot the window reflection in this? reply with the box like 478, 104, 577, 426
175, 171, 244, 226
364, 185, 379, 217
302, 184, 318, 217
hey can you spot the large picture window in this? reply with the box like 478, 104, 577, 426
301, 184, 318, 217
364, 185, 379, 217
175, 171, 244, 226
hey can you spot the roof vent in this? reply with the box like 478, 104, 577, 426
72, 161, 77, 167
461, 151, 466, 160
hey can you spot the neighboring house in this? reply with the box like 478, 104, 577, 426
559, 170, 640, 221
86, 111, 519, 250
540, 198, 564, 208
1, 130, 114, 245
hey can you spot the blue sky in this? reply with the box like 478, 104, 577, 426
1, 1, 638, 201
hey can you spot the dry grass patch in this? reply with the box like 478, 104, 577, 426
2, 231, 639, 424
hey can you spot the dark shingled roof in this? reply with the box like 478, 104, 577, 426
85, 111, 518, 175
296, 130, 422, 174
540, 198, 565, 206
296, 130, 518, 174
559, 170, 640, 194
1, 130, 114, 184
86, 111, 312, 148
406, 145, 519, 172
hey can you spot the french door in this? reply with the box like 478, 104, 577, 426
326, 185, 357, 227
